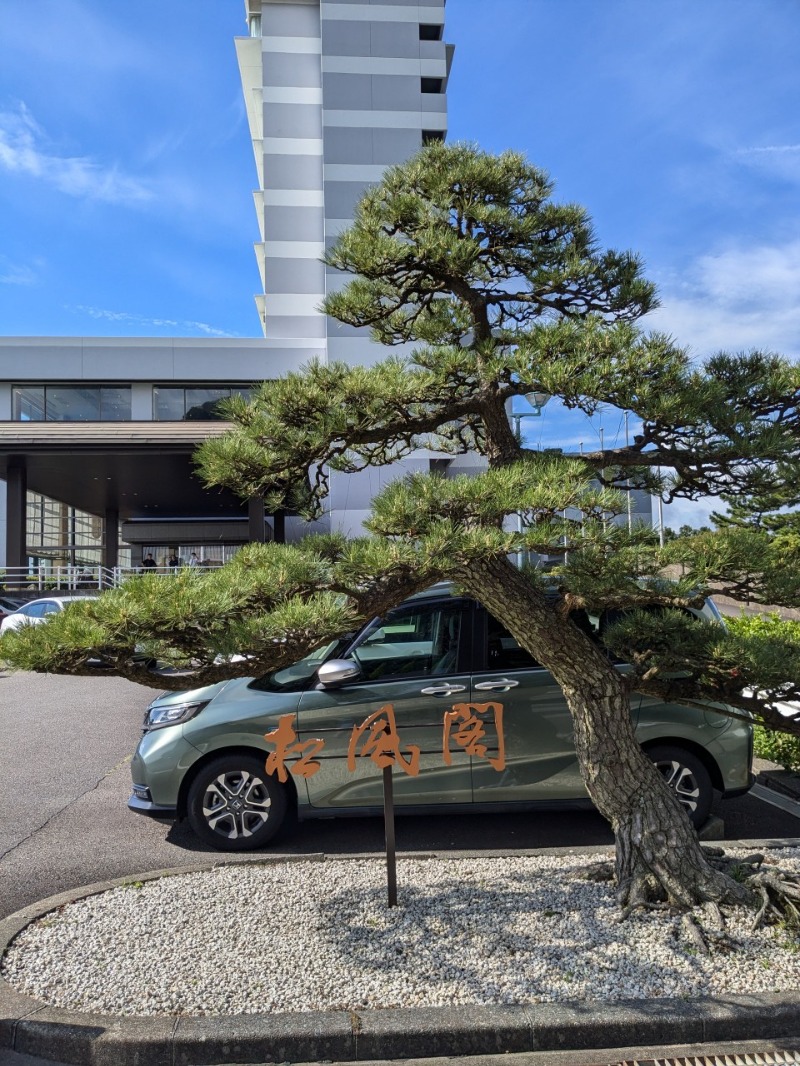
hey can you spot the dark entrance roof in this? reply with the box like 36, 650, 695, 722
0, 422, 247, 520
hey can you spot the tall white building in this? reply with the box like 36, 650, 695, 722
0, 1, 455, 570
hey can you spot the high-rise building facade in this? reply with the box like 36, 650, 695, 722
0, 2, 455, 571
239, 0, 451, 358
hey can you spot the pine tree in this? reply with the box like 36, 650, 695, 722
4, 144, 800, 924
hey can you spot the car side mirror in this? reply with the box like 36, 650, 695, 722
316, 658, 362, 688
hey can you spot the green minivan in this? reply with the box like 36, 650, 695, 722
129, 584, 754, 850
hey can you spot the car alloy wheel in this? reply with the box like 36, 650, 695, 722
647, 744, 713, 828
187, 754, 287, 851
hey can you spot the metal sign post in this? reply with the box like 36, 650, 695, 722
382, 728, 398, 908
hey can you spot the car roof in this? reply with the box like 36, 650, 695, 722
20, 594, 98, 606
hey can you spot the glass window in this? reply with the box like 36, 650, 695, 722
153, 387, 186, 421
12, 386, 45, 421
485, 613, 542, 671
350, 602, 462, 681
99, 387, 132, 420
419, 23, 443, 40
46, 387, 101, 421
185, 388, 231, 421
152, 386, 254, 420
12, 386, 131, 422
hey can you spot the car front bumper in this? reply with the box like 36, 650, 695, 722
128, 788, 178, 821
723, 770, 756, 799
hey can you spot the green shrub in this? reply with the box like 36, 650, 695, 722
726, 613, 800, 772
754, 726, 800, 773
725, 610, 800, 640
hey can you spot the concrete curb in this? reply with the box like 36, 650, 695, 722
3, 842, 800, 1066
761, 768, 800, 803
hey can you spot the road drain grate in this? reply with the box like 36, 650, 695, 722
608, 1053, 800, 1066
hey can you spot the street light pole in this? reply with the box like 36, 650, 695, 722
510, 395, 550, 566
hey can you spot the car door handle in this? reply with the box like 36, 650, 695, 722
474, 678, 520, 691
420, 684, 467, 696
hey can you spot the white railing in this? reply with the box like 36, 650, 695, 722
0, 564, 214, 592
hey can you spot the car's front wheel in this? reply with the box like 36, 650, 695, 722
187, 754, 287, 851
647, 744, 713, 828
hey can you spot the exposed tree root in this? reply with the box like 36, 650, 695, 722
584, 845, 800, 951
680, 913, 710, 955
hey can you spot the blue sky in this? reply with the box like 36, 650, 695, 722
1, 1, 798, 525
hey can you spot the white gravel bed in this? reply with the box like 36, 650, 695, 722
3, 850, 800, 1017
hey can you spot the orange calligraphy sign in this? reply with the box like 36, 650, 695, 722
443, 701, 506, 771
264, 703, 507, 782
347, 703, 421, 777
263, 713, 324, 782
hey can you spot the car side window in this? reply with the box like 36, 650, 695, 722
350, 602, 464, 682
42, 603, 60, 615
25, 603, 47, 618
484, 613, 543, 671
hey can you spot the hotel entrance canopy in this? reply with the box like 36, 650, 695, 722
0, 421, 282, 567
0, 422, 244, 521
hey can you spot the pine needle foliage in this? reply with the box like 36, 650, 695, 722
3, 143, 799, 741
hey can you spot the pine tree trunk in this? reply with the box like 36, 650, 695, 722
460, 556, 748, 909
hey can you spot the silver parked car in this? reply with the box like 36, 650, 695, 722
0, 595, 97, 634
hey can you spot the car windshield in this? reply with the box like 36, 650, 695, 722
249, 637, 352, 693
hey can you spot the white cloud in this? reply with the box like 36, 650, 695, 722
660, 496, 718, 532
0, 255, 39, 285
734, 144, 800, 184
0, 103, 152, 205
646, 240, 800, 359
71, 305, 239, 339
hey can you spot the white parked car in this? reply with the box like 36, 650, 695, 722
0, 595, 96, 634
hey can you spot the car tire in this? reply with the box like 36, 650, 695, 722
647, 744, 713, 828
187, 754, 287, 851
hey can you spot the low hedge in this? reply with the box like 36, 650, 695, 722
753, 725, 800, 773
725, 612, 800, 773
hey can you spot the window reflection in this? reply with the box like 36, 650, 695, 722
153, 386, 254, 421
12, 386, 45, 421
47, 387, 101, 421
101, 387, 132, 421
10, 383, 253, 422
12, 386, 131, 422
185, 388, 232, 421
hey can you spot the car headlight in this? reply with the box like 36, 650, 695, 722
143, 700, 210, 732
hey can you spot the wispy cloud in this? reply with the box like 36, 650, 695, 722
71, 304, 240, 339
733, 143, 800, 184
0, 103, 152, 205
739, 144, 800, 156
647, 240, 800, 359
0, 255, 40, 285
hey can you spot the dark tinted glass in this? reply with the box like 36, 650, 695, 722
485, 613, 542, 671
